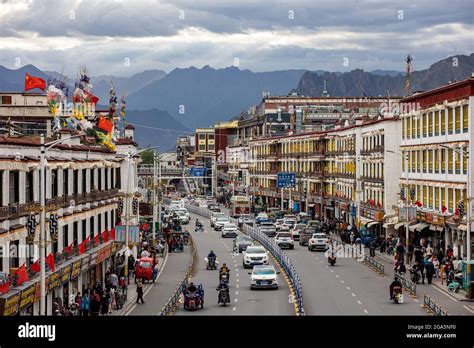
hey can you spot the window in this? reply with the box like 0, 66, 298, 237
416, 116, 421, 138
82, 219, 87, 242
407, 117, 411, 138
448, 188, 453, 212
98, 213, 102, 234
9, 240, 19, 268
51, 169, 58, 198
463, 104, 468, 132
199, 144, 206, 151
434, 149, 439, 173
417, 150, 421, 173
441, 188, 446, 210
422, 150, 427, 173
455, 189, 461, 209
98, 168, 102, 191
423, 113, 427, 137
429, 187, 433, 209
25, 170, 34, 203
448, 108, 453, 134
73, 222, 78, 247
441, 149, 446, 173
73, 170, 79, 194
9, 171, 19, 204
90, 216, 95, 238
63, 225, 69, 249
423, 186, 427, 206
428, 150, 433, 173
455, 107, 461, 134
208, 144, 215, 151
428, 112, 433, 136
463, 147, 468, 175
434, 187, 439, 210
441, 109, 446, 135
455, 151, 461, 174
1, 96, 12, 104
116, 168, 121, 189
63, 169, 68, 196
448, 149, 453, 174
198, 133, 206, 140
82, 169, 87, 193
434, 112, 439, 136
417, 185, 421, 201
402, 119, 405, 139
0, 170, 2, 206
411, 151, 415, 173
208, 134, 215, 141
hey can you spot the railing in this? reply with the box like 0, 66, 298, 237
398, 274, 417, 297
360, 146, 384, 155
362, 254, 385, 275
359, 176, 384, 184
423, 293, 448, 316
159, 234, 197, 315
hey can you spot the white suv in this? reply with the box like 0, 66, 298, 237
242, 245, 269, 268
308, 233, 330, 251
274, 232, 294, 249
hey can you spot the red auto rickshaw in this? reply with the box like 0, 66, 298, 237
134, 257, 156, 283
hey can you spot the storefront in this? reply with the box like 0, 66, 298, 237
359, 207, 384, 237
0, 291, 20, 316
48, 270, 63, 310
61, 264, 72, 304
70, 259, 83, 295
80, 255, 91, 293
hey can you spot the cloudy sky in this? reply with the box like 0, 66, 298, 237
0, 0, 473, 76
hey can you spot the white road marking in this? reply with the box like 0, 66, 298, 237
236, 278, 239, 282
363, 309, 368, 314
232, 307, 237, 311
340, 280, 345, 284
330, 270, 334, 273
463, 305, 474, 314
357, 300, 362, 305
320, 261, 323, 264
432, 284, 458, 301
234, 298, 238, 303
235, 291, 239, 295
236, 273, 239, 277
325, 265, 329, 269
236, 284, 239, 288
352, 293, 356, 297
336, 275, 339, 278
346, 286, 350, 290
414, 298, 419, 303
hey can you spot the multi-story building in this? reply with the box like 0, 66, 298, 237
397, 76, 474, 257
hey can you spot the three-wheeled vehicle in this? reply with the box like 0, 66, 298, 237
182, 283, 204, 310
134, 257, 157, 283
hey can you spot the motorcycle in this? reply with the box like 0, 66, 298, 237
205, 257, 218, 270
391, 286, 403, 304
328, 255, 336, 266
69, 302, 80, 316
219, 271, 230, 284
217, 288, 230, 306
409, 267, 421, 284
195, 224, 204, 232
447, 272, 463, 293
182, 284, 204, 310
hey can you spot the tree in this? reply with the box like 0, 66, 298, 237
140, 148, 155, 164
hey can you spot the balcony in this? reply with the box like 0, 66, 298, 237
327, 172, 356, 179
360, 201, 384, 211
325, 149, 356, 156
360, 176, 384, 184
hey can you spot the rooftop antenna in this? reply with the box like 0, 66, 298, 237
405, 54, 413, 97
322, 80, 329, 97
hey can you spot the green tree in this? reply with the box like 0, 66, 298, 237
140, 148, 155, 164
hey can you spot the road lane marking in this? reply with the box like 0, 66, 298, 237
414, 298, 419, 303
340, 280, 344, 284
325, 265, 329, 269
234, 298, 238, 303
357, 300, 362, 305
236, 273, 239, 277
235, 291, 239, 295
330, 270, 334, 273
236, 284, 239, 288
432, 284, 458, 301
463, 305, 474, 314
363, 309, 368, 314
352, 293, 356, 297
232, 307, 237, 311
346, 286, 350, 290
236, 278, 239, 282
336, 275, 339, 278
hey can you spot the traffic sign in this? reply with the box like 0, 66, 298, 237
189, 167, 205, 177
277, 172, 296, 188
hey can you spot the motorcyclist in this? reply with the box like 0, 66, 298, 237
219, 263, 230, 275
389, 276, 403, 300
195, 219, 202, 228
187, 282, 197, 293
216, 280, 230, 302
208, 250, 216, 260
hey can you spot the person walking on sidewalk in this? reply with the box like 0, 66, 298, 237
425, 259, 435, 284
136, 278, 145, 304
406, 243, 414, 265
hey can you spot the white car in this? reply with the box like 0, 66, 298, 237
274, 219, 285, 231
274, 232, 294, 249
249, 265, 279, 289
174, 210, 189, 224
214, 217, 230, 231
238, 214, 254, 226
176, 208, 190, 219
282, 219, 296, 230
290, 223, 307, 241
308, 233, 330, 251
242, 245, 269, 268
221, 223, 239, 238
211, 212, 226, 227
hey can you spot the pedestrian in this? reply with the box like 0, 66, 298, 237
419, 260, 425, 285
425, 243, 434, 258
100, 291, 109, 316
110, 271, 118, 290
425, 259, 435, 284
136, 278, 145, 304
90, 291, 101, 316
414, 245, 423, 265
81, 292, 90, 316
406, 243, 414, 265
396, 241, 404, 261
350, 231, 355, 245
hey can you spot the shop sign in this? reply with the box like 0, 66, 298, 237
61, 264, 72, 285
399, 207, 417, 223
426, 213, 433, 223
34, 277, 48, 302
0, 292, 20, 316
89, 252, 98, 267
71, 260, 83, 280
374, 211, 384, 222
81, 255, 90, 273
19, 283, 38, 311
48, 272, 62, 292
339, 203, 348, 211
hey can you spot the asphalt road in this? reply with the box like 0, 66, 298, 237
174, 212, 294, 315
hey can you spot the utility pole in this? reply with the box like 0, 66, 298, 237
152, 151, 157, 241
39, 134, 46, 316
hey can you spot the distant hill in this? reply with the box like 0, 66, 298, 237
0, 64, 51, 92
295, 54, 474, 97
126, 66, 308, 128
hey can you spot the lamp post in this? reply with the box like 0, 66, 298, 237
39, 132, 83, 315
440, 144, 471, 287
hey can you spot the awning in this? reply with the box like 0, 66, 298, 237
457, 224, 467, 231
394, 222, 407, 230
429, 224, 445, 232
367, 221, 381, 228
359, 217, 374, 226
0, 161, 29, 171
409, 222, 430, 232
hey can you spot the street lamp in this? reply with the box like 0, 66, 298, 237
386, 149, 410, 248
440, 144, 471, 287
39, 132, 84, 315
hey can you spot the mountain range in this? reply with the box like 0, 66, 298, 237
1, 53, 473, 150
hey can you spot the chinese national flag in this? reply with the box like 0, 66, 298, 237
102, 230, 109, 243
46, 253, 55, 272
0, 280, 10, 295
24, 73, 46, 91
94, 234, 100, 246
110, 228, 115, 240
15, 264, 29, 286
84, 90, 99, 105
98, 115, 113, 133
64, 243, 73, 255
30, 259, 40, 273
441, 205, 447, 213
78, 236, 90, 255
415, 200, 423, 208
369, 199, 375, 206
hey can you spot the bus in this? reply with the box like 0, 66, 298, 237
230, 195, 251, 218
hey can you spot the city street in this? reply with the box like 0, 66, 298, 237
174, 212, 294, 315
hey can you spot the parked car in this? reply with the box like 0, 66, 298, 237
275, 232, 294, 249
308, 233, 330, 251
221, 223, 239, 238
299, 227, 317, 246
249, 265, 279, 289
242, 246, 269, 268
233, 235, 253, 252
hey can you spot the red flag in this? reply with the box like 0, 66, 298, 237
377, 201, 382, 208
415, 200, 422, 207
110, 228, 115, 240
25, 73, 46, 91
441, 205, 447, 213
455, 208, 460, 216
46, 253, 55, 272
78, 236, 90, 255
102, 230, 109, 243
84, 90, 99, 105
64, 243, 73, 255
15, 264, 29, 286
0, 279, 10, 295
30, 259, 40, 273
98, 115, 113, 133
369, 199, 375, 206
94, 234, 100, 246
